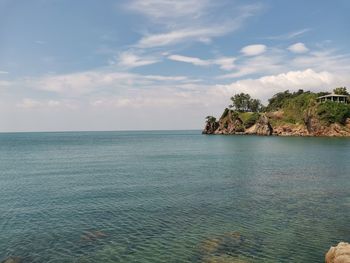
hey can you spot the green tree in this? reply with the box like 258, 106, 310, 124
333, 87, 349, 95
230, 93, 251, 112
266, 90, 292, 111
248, 99, 262, 112
230, 93, 263, 112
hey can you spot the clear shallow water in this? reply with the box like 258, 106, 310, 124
0, 131, 349, 263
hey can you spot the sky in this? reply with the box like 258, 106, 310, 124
1, 0, 350, 132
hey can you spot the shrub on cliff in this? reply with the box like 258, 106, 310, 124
282, 92, 317, 124
317, 102, 350, 124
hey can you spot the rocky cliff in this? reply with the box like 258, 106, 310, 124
202, 108, 350, 137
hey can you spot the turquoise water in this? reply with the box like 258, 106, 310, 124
0, 131, 349, 263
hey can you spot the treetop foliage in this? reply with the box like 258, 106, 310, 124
333, 87, 349, 95
229, 93, 263, 112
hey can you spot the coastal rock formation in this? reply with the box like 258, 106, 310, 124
325, 242, 350, 263
245, 115, 272, 136
203, 119, 219, 134
306, 116, 350, 137
272, 124, 309, 136
203, 108, 350, 137
203, 89, 350, 137
214, 109, 244, 135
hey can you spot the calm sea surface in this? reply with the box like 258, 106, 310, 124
0, 131, 349, 263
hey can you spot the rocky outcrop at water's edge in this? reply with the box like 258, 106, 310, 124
203, 108, 350, 137
325, 242, 350, 263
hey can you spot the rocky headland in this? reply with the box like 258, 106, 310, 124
203, 88, 350, 137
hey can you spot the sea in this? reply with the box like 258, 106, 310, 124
0, 130, 349, 263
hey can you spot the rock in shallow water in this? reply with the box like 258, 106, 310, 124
1, 257, 21, 263
326, 242, 350, 263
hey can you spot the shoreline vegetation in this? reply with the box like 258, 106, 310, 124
203, 87, 350, 137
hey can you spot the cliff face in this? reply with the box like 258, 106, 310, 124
202, 108, 350, 137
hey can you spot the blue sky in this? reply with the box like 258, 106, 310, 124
1, 0, 350, 131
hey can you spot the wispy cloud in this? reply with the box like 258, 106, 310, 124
168, 54, 210, 66
265, 28, 311, 40
0, 70, 9, 74
136, 25, 236, 48
35, 40, 46, 45
168, 54, 236, 70
115, 51, 160, 68
125, 1, 263, 48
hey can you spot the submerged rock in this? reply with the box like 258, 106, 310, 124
325, 242, 350, 263
202, 255, 250, 263
1, 257, 21, 263
199, 231, 252, 263
80, 230, 107, 242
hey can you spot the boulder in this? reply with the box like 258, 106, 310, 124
325, 242, 350, 263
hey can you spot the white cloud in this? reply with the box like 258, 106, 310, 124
220, 47, 350, 79
288, 42, 309, 53
214, 57, 236, 71
0, 70, 9, 74
220, 53, 285, 78
240, 44, 267, 56
168, 54, 236, 70
215, 69, 342, 102
144, 75, 189, 81
117, 51, 159, 68
17, 99, 42, 109
17, 99, 62, 109
292, 50, 350, 74
168, 54, 210, 66
19, 70, 197, 96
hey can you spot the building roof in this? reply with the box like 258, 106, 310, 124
317, 93, 349, 99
